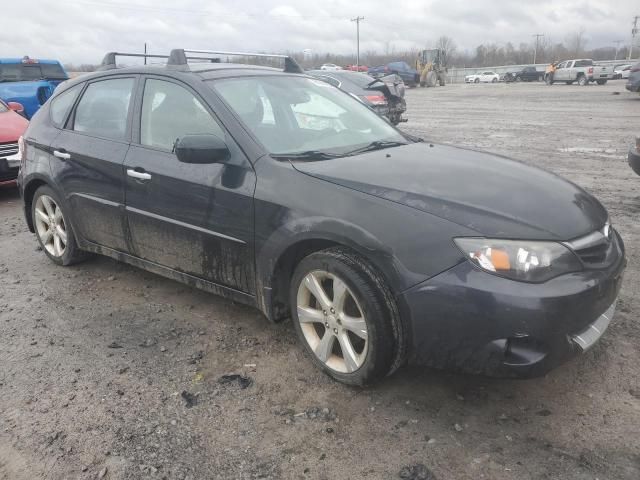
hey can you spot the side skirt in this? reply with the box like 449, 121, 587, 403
81, 241, 258, 309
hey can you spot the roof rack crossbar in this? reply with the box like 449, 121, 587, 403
99, 52, 170, 70
168, 49, 304, 73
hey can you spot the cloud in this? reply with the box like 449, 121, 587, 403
0, 0, 636, 64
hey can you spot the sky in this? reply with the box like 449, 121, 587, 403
1, 0, 638, 64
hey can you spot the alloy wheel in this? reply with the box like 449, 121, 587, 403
296, 270, 368, 373
34, 195, 67, 257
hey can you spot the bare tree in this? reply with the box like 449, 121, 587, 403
566, 28, 588, 57
435, 36, 457, 60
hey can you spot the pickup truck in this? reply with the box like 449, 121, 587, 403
504, 66, 544, 82
548, 59, 613, 86
0, 56, 69, 118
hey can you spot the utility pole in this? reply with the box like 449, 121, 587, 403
532, 34, 544, 64
144, 42, 147, 65
351, 16, 364, 67
613, 40, 623, 60
630, 16, 639, 60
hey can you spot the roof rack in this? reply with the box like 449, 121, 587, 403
168, 49, 304, 73
99, 51, 221, 71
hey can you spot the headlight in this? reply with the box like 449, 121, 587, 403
454, 238, 582, 282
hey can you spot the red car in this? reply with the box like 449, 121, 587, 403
0, 99, 28, 187
345, 64, 368, 72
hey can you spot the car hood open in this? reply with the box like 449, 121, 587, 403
291, 142, 608, 240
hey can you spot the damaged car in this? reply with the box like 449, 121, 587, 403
18, 49, 626, 385
307, 70, 407, 125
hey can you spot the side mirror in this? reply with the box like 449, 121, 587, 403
174, 134, 230, 164
7, 102, 24, 114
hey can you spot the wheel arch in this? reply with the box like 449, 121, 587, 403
22, 176, 51, 233
256, 219, 405, 324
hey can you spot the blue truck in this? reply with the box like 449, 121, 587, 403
0, 56, 69, 119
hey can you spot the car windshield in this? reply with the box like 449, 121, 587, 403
210, 75, 407, 158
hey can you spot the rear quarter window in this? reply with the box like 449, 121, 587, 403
50, 84, 83, 128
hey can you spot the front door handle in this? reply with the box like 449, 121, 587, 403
127, 168, 152, 181
53, 150, 71, 160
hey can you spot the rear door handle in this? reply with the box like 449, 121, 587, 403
127, 168, 152, 181
53, 150, 71, 160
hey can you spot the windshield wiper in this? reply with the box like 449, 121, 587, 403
343, 140, 408, 156
271, 150, 344, 161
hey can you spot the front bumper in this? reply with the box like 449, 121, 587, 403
0, 153, 20, 186
400, 231, 626, 377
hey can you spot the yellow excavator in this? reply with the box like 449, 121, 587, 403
416, 49, 447, 87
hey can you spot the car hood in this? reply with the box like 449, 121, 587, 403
291, 143, 608, 240
0, 110, 28, 143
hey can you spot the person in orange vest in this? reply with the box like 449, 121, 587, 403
545, 61, 557, 85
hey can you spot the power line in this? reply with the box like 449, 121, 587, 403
351, 16, 364, 67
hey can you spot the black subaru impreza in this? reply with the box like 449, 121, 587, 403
17, 49, 625, 385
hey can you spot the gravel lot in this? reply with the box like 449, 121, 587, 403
1, 80, 639, 480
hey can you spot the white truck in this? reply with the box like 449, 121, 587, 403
548, 59, 613, 86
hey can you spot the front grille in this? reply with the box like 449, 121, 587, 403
0, 142, 19, 159
565, 224, 618, 268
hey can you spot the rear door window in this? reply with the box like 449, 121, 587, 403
73, 78, 135, 141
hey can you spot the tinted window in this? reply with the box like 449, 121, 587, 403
141, 79, 224, 151
0, 63, 67, 82
50, 84, 83, 128
575, 60, 593, 67
73, 78, 134, 140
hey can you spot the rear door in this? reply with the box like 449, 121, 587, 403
51, 76, 136, 252
123, 76, 256, 293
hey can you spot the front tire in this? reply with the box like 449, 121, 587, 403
32, 186, 88, 266
290, 247, 403, 385
474, 78, 480, 84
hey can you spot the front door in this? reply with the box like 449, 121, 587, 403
124, 77, 256, 293
50, 76, 136, 252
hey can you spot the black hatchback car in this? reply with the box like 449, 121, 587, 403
18, 49, 625, 385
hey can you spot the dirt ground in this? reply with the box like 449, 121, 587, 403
1, 80, 639, 480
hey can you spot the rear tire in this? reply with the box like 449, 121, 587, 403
492, 78, 498, 83
31, 186, 89, 266
596, 79, 607, 85
577, 75, 588, 86
290, 247, 404, 386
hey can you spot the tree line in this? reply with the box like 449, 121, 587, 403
64, 32, 635, 72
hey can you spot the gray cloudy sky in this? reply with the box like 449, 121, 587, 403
1, 0, 637, 64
